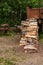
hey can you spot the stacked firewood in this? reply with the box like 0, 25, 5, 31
20, 19, 39, 53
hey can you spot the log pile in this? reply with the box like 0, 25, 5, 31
20, 19, 39, 53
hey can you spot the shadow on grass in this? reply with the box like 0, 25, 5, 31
39, 32, 43, 39
0, 31, 17, 37
39, 32, 43, 42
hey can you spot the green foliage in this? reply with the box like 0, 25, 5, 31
0, 0, 43, 26
27, 0, 39, 8
0, 0, 20, 26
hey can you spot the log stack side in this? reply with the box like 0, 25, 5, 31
20, 19, 39, 53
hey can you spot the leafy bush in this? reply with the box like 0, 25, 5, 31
0, 0, 43, 26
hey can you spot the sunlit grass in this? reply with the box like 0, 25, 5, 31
0, 58, 16, 65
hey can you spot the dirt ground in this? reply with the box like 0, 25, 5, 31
0, 34, 43, 65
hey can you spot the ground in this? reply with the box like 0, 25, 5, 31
0, 34, 43, 65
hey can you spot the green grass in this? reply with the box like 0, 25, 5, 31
0, 58, 16, 65
0, 31, 16, 37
